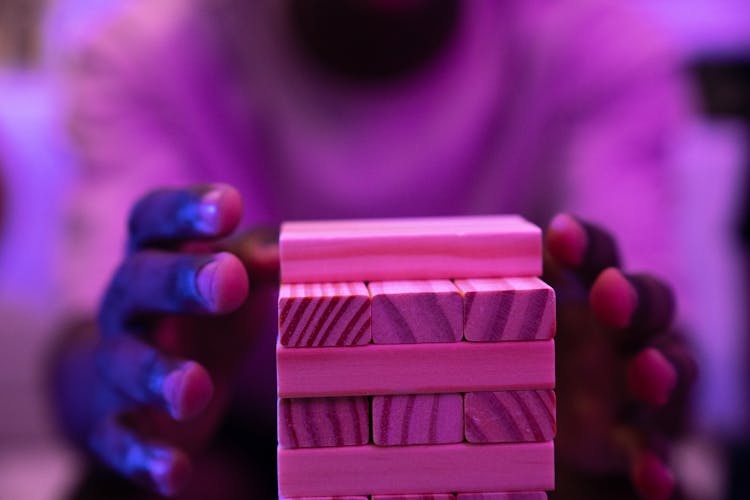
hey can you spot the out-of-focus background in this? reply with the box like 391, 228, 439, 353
0, 0, 748, 499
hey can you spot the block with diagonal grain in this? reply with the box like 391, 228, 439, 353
369, 280, 462, 344
372, 393, 463, 445
455, 278, 555, 342
464, 390, 556, 444
278, 397, 370, 449
279, 282, 371, 347
279, 216, 542, 283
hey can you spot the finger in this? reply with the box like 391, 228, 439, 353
631, 451, 675, 500
128, 184, 242, 250
627, 348, 678, 406
89, 416, 191, 496
590, 269, 675, 348
99, 251, 248, 335
546, 213, 621, 284
97, 335, 214, 420
220, 227, 280, 284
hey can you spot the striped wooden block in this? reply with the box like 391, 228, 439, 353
278, 397, 370, 449
279, 282, 371, 347
372, 393, 463, 446
456, 493, 546, 500
373, 495, 455, 499
279, 216, 542, 283
277, 340, 555, 398
278, 442, 554, 497
369, 280, 462, 344
464, 390, 556, 444
455, 278, 555, 342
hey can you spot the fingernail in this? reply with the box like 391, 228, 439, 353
548, 213, 587, 267
195, 189, 223, 234
147, 448, 190, 496
590, 268, 638, 329
632, 452, 675, 500
162, 362, 214, 420
196, 260, 219, 309
627, 348, 678, 406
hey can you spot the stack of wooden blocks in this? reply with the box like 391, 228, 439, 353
276, 216, 556, 500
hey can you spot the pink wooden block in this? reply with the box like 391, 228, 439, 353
372, 393, 463, 445
281, 497, 368, 500
278, 397, 370, 449
369, 280, 462, 344
278, 441, 555, 497
277, 340, 555, 398
455, 278, 555, 342
279, 282, 371, 347
279, 216, 541, 283
464, 390, 556, 444
456, 493, 547, 500
373, 495, 455, 500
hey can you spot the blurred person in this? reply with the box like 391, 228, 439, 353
50, 0, 698, 498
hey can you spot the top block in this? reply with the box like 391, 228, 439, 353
280, 216, 542, 283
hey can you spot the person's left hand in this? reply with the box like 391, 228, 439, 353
543, 214, 697, 500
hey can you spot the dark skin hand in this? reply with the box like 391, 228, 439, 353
57, 184, 695, 498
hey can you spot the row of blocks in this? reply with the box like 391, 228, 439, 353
279, 390, 556, 449
279, 278, 555, 347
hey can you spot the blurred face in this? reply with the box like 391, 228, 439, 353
288, 0, 460, 84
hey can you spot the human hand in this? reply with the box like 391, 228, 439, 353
88, 184, 278, 496
544, 214, 696, 500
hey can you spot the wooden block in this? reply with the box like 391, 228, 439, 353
278, 397, 370, 449
279, 282, 371, 347
464, 390, 556, 444
369, 280, 462, 344
456, 493, 547, 500
281, 497, 368, 500
372, 393, 463, 446
280, 216, 541, 283
455, 278, 555, 342
277, 340, 555, 398
373, 495, 455, 499
278, 441, 554, 497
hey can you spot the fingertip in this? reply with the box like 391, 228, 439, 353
627, 348, 678, 406
149, 448, 192, 497
546, 213, 587, 267
194, 184, 242, 236
195, 252, 249, 313
631, 451, 675, 500
590, 268, 637, 329
162, 361, 214, 420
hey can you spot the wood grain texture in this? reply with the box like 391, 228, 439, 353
278, 397, 370, 449
279, 282, 371, 347
455, 278, 555, 342
278, 441, 554, 497
277, 340, 555, 398
279, 216, 541, 283
369, 280, 462, 344
464, 390, 556, 444
456, 493, 546, 500
372, 393, 463, 445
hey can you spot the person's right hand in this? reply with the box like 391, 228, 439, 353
87, 184, 278, 496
